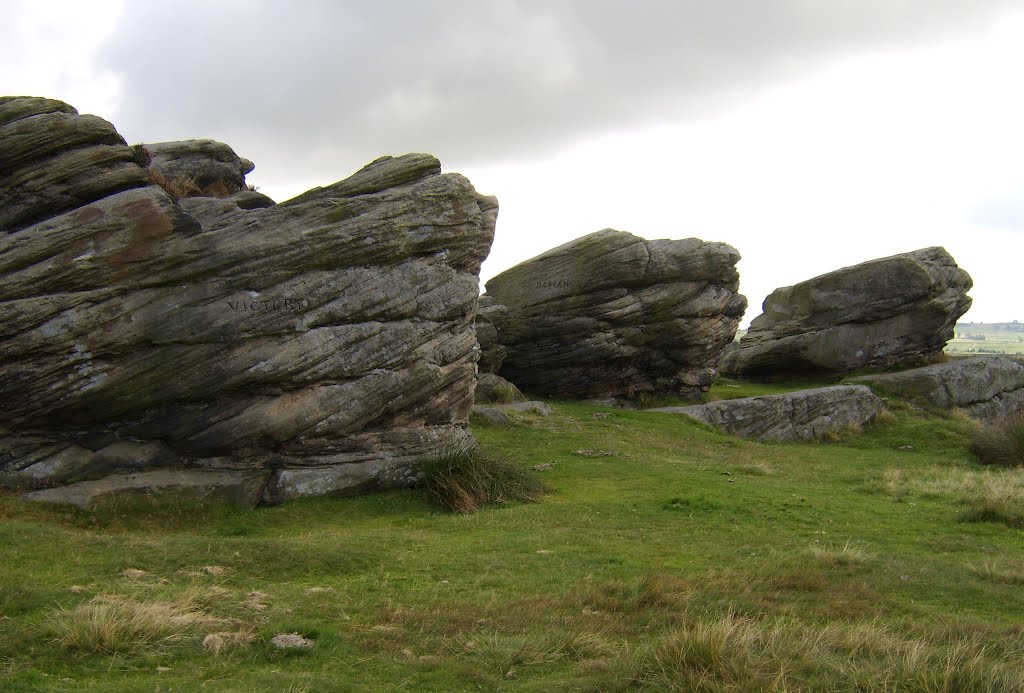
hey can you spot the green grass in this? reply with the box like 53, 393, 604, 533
1, 383, 1023, 690
970, 413, 1024, 468
947, 322, 1024, 356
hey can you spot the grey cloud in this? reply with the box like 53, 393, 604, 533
98, 0, 1017, 185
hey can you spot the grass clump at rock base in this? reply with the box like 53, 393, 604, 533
420, 443, 546, 513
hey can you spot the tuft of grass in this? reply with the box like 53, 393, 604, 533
147, 170, 242, 201
807, 541, 873, 566
571, 573, 693, 615
822, 423, 865, 443
46, 591, 221, 655
957, 499, 1024, 529
632, 613, 1024, 692
148, 169, 201, 201
130, 143, 151, 168
202, 627, 258, 654
491, 383, 524, 404
662, 496, 722, 513
877, 464, 1024, 510
970, 413, 1024, 468
969, 560, 1024, 586
419, 444, 546, 513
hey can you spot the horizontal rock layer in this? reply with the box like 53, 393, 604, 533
482, 229, 747, 398
722, 247, 973, 378
0, 96, 496, 504
648, 385, 884, 441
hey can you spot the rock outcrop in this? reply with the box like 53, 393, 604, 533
648, 385, 884, 442
721, 247, 972, 378
144, 139, 254, 192
481, 229, 747, 399
851, 356, 1024, 422
0, 96, 497, 505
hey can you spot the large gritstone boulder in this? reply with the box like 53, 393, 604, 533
482, 229, 747, 399
721, 247, 972, 378
850, 356, 1024, 423
0, 96, 496, 505
648, 385, 884, 442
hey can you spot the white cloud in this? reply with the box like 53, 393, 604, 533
1, 1, 1022, 323
0, 0, 123, 119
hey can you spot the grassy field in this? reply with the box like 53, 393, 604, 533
947, 322, 1024, 356
2, 383, 1023, 691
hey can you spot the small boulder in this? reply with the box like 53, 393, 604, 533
471, 406, 512, 426
474, 373, 525, 404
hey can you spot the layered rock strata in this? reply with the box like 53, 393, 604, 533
721, 247, 972, 378
0, 96, 496, 505
482, 229, 747, 398
851, 355, 1024, 422
648, 385, 884, 442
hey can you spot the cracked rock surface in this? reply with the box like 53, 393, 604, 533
0, 96, 496, 505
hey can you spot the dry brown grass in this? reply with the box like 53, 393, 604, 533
147, 170, 242, 201
878, 464, 1024, 506
47, 592, 220, 654
147, 169, 201, 201
632, 613, 1024, 692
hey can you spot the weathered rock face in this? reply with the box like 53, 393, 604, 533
0, 96, 150, 233
474, 295, 508, 374
721, 247, 973, 379
850, 356, 1024, 422
144, 139, 255, 192
482, 229, 747, 399
0, 96, 497, 505
648, 385, 883, 442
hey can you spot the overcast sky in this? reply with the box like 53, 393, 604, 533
2, 0, 1022, 324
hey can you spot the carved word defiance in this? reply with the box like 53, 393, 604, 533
227, 298, 309, 312
535, 280, 577, 289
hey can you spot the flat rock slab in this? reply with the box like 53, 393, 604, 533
648, 385, 883, 442
850, 356, 1024, 422
24, 469, 271, 508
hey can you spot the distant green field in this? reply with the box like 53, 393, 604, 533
947, 322, 1024, 356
